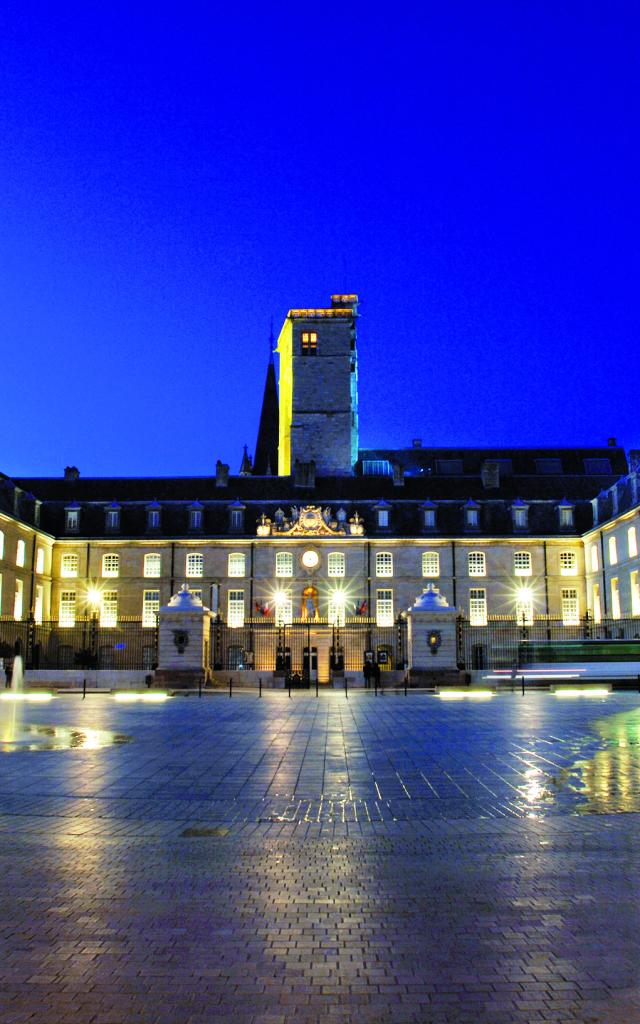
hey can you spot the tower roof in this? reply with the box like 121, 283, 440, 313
253, 329, 279, 475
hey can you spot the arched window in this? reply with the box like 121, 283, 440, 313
467, 551, 486, 577
328, 552, 345, 577
186, 553, 204, 577
375, 552, 393, 577
144, 553, 162, 578
275, 551, 294, 578
421, 552, 439, 578
513, 551, 531, 576
228, 553, 246, 577
102, 553, 119, 578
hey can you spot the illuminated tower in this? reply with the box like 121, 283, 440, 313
277, 295, 359, 477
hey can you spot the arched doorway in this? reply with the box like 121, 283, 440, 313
300, 586, 320, 621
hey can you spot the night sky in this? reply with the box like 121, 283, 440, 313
2, 3, 638, 478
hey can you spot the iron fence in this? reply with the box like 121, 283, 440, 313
0, 617, 158, 671
210, 616, 408, 678
456, 614, 640, 670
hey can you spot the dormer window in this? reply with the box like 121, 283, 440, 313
373, 501, 391, 530
422, 501, 437, 531
65, 505, 80, 534
511, 500, 529, 531
558, 501, 574, 529
146, 504, 161, 530
464, 500, 480, 530
105, 504, 120, 533
229, 502, 245, 532
301, 330, 318, 355
188, 504, 203, 531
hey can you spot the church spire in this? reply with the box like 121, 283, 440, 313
253, 322, 279, 476
239, 444, 253, 476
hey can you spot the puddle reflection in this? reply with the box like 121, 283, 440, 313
0, 723, 132, 753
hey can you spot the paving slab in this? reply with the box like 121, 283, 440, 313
1, 690, 640, 1022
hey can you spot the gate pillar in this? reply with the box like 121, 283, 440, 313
407, 585, 462, 686
154, 584, 212, 689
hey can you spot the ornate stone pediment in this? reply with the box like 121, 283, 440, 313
256, 505, 366, 537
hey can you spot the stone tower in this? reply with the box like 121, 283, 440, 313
277, 295, 359, 477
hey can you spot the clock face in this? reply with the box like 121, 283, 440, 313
301, 549, 319, 569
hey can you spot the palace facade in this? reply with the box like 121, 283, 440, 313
1, 294, 638, 680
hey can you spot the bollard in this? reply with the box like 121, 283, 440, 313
522, 675, 525, 697
344, 674, 348, 699
259, 677, 262, 698
198, 676, 202, 698
229, 676, 232, 698
374, 674, 378, 697
404, 674, 408, 697
315, 676, 319, 698
288, 675, 291, 699
82, 677, 86, 700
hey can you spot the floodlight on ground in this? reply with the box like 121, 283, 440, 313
113, 692, 171, 702
0, 692, 55, 702
438, 690, 494, 700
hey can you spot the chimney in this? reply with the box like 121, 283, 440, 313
481, 460, 500, 489
64, 466, 80, 481
412, 438, 422, 449
608, 437, 617, 447
215, 460, 229, 488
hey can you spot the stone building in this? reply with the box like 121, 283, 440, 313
0, 294, 638, 682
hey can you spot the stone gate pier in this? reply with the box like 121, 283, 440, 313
154, 585, 212, 689
407, 584, 464, 686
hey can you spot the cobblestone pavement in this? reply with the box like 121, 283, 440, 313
1, 690, 640, 1023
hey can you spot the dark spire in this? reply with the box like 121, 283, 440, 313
239, 445, 253, 476
253, 324, 279, 475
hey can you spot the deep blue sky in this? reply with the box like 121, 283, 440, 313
1, 3, 638, 478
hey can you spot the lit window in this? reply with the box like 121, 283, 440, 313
0, 573, 3, 614
61, 553, 79, 577
512, 506, 528, 530
142, 589, 160, 627
16, 539, 25, 568
301, 330, 318, 355
362, 460, 392, 477
228, 589, 245, 627
144, 553, 161, 578
559, 506, 574, 528
34, 584, 43, 624
377, 508, 389, 528
561, 588, 579, 626
559, 551, 577, 576
422, 551, 440, 578
105, 507, 120, 532
59, 590, 76, 627
628, 526, 638, 559
631, 571, 640, 616
611, 578, 621, 620
228, 553, 246, 577
189, 507, 203, 530
513, 551, 532, 576
327, 595, 346, 627
469, 588, 487, 626
591, 545, 599, 573
102, 553, 120, 578
515, 589, 534, 626
592, 583, 601, 623
35, 547, 45, 574
147, 507, 161, 530
328, 552, 346, 577
274, 592, 293, 626
13, 579, 23, 621
423, 508, 436, 529
375, 552, 393, 577
186, 553, 204, 578
100, 590, 118, 627
376, 588, 393, 626
65, 508, 79, 533
608, 536, 618, 565
468, 551, 486, 577
0, 530, 4, 558
275, 552, 294, 578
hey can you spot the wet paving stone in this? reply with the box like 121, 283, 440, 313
1, 690, 640, 1022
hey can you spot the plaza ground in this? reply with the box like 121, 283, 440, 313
1, 691, 640, 1023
